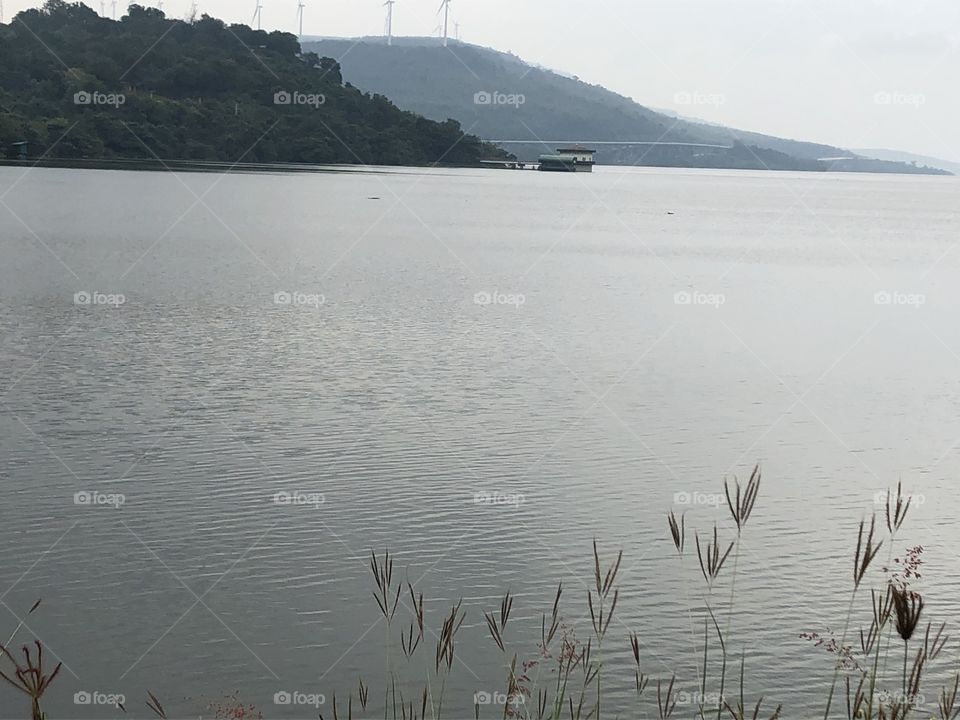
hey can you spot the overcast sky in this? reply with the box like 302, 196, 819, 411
6, 0, 959, 161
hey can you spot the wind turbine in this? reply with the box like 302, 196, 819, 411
297, 0, 305, 40
252, 0, 262, 30
383, 0, 395, 46
189, 0, 198, 21
437, 0, 450, 47
111, 0, 117, 19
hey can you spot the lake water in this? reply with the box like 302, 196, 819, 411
1, 165, 959, 719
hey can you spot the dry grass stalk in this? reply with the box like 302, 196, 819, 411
397, 687, 424, 720
938, 674, 960, 720
371, 549, 401, 623
891, 588, 923, 642
542, 583, 562, 650
582, 638, 596, 686
586, 588, 619, 643
435, 599, 466, 673
724, 656, 781, 720
668, 511, 685, 557
656, 675, 678, 719
874, 586, 894, 629
885, 481, 912, 536
3, 599, 42, 650
568, 692, 585, 720
326, 691, 355, 720
146, 690, 167, 718
629, 632, 649, 696
828, 511, 904, 720
695, 524, 734, 585
923, 621, 948, 662
861, 616, 882, 657
536, 688, 548, 720
897, 643, 927, 714
862, 587, 894, 656
401, 621, 421, 660
722, 698, 782, 720
854, 516, 883, 590
724, 464, 761, 533
409, 583, 424, 635
846, 673, 867, 720
592, 540, 622, 599
0, 639, 63, 720
402, 582, 425, 660
484, 591, 514, 653
588, 540, 622, 720
879, 703, 907, 720
358, 678, 369, 710
503, 654, 521, 720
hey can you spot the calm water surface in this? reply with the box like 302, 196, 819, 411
1, 165, 960, 718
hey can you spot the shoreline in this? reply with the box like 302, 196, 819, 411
0, 156, 460, 175
1, 156, 954, 178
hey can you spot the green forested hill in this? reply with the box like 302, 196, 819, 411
0, 2, 507, 166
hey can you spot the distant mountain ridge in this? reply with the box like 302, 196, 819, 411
303, 36, 952, 175
853, 148, 960, 175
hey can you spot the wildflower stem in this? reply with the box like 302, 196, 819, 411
866, 623, 884, 719
700, 614, 709, 720
823, 592, 858, 720
903, 641, 909, 702
720, 537, 741, 720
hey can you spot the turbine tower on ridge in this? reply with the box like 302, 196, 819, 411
252, 0, 263, 30
437, 0, 451, 47
383, 0, 395, 46
297, 0, 305, 40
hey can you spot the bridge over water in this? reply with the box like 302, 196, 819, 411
485, 140, 735, 149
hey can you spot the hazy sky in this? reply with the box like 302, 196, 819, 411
5, 0, 959, 160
